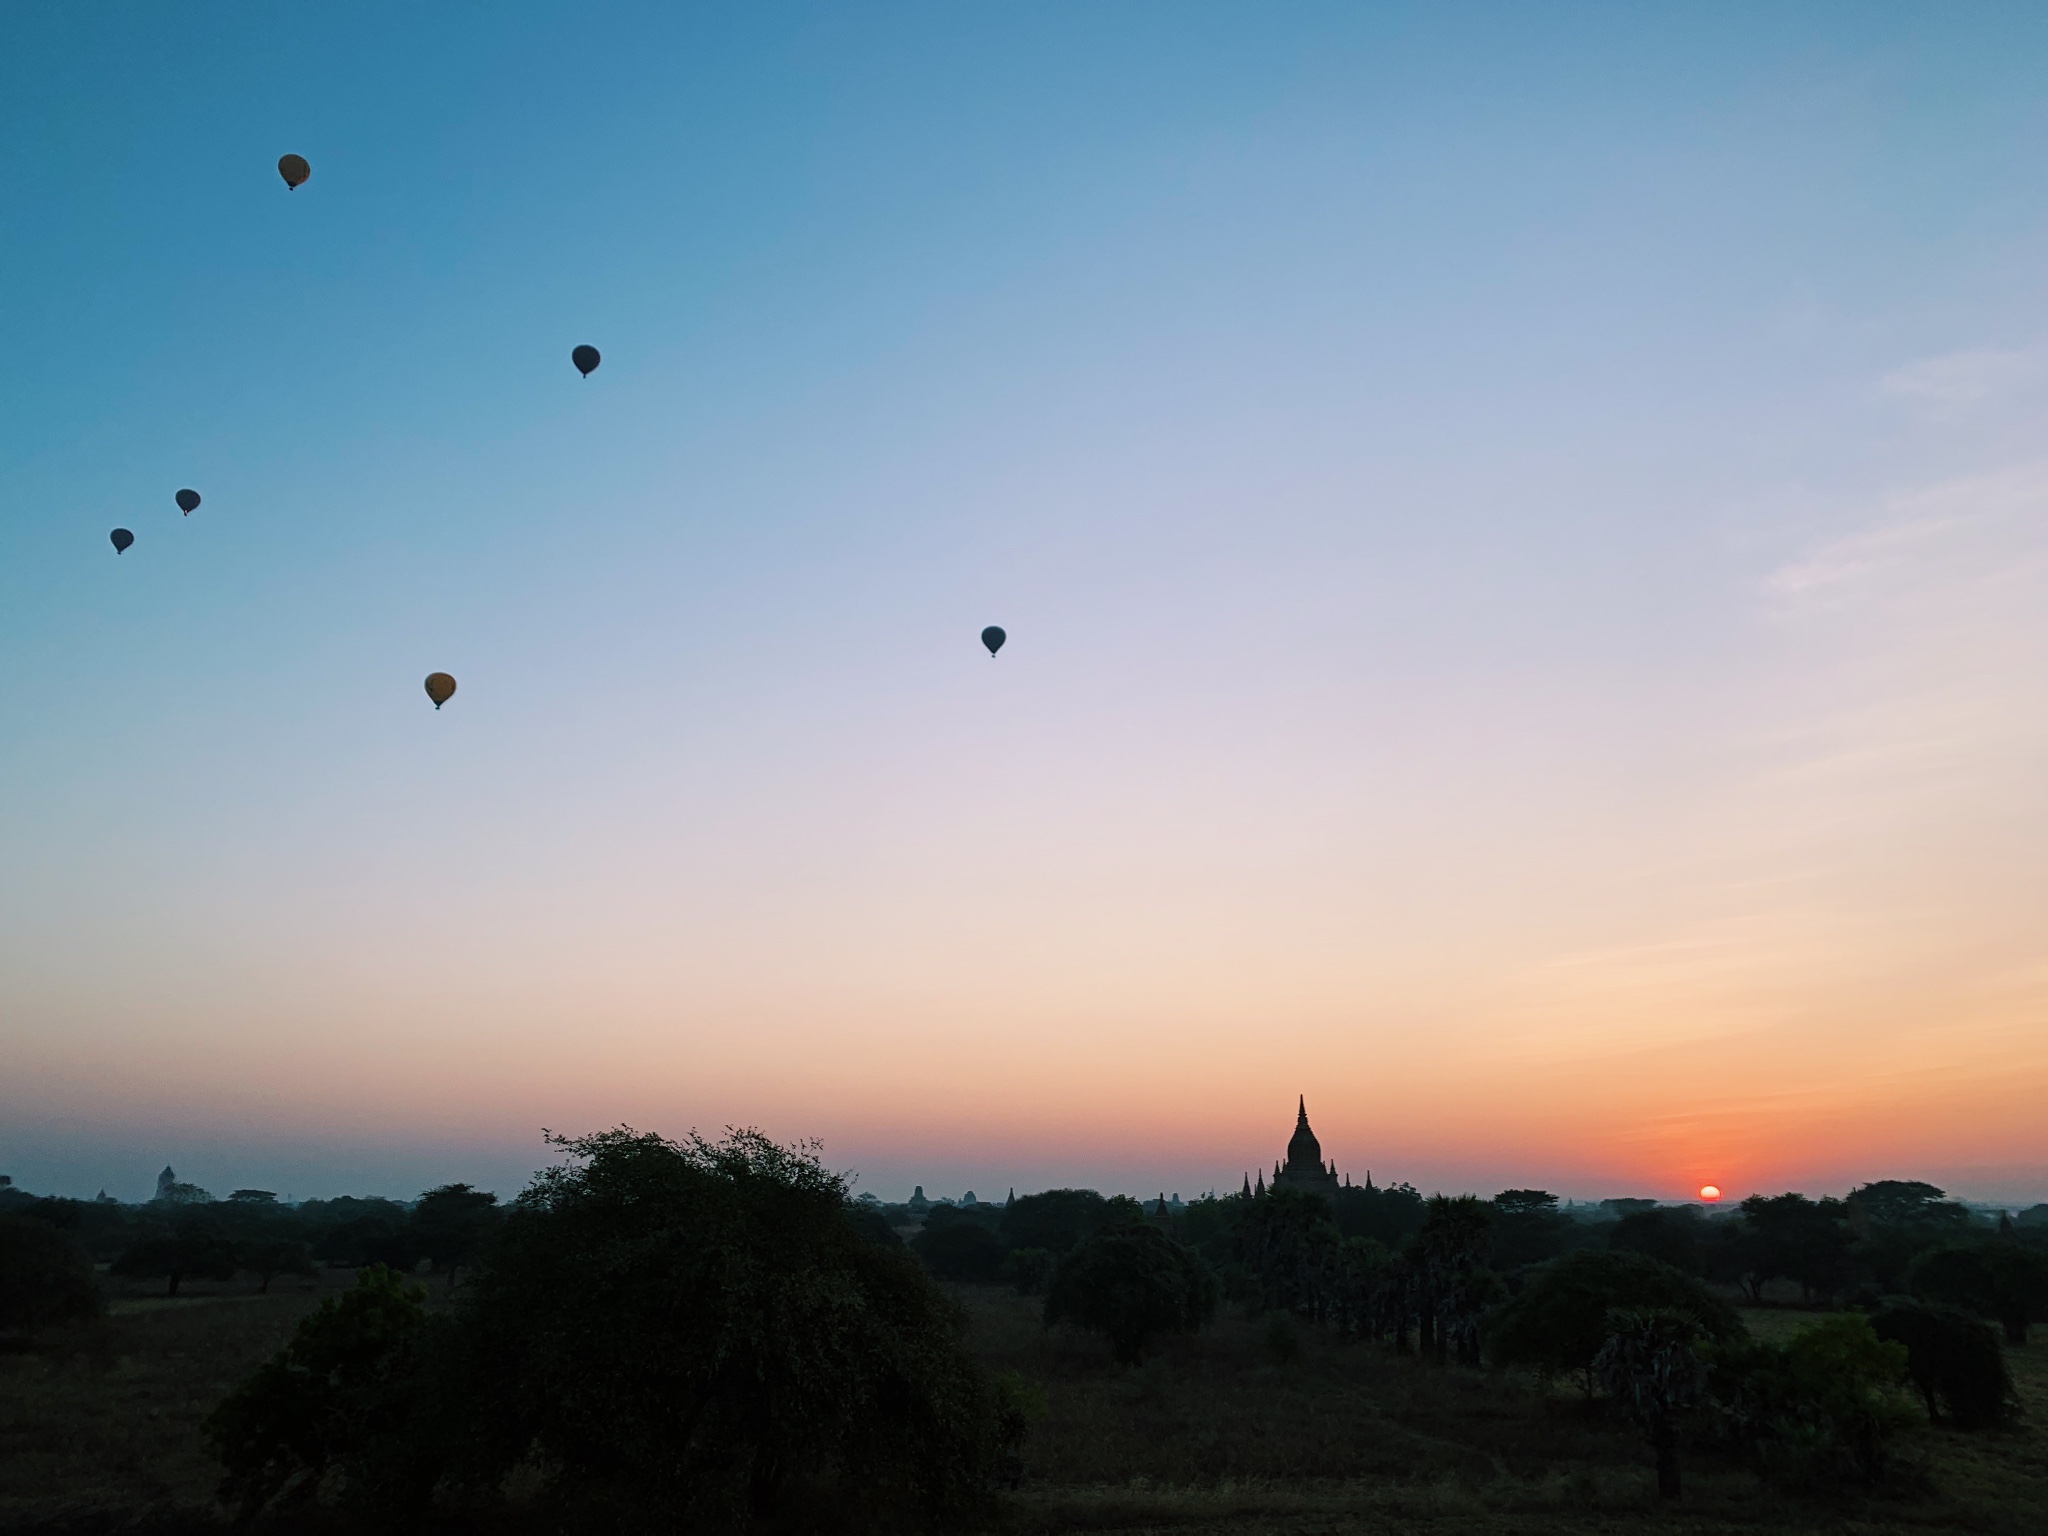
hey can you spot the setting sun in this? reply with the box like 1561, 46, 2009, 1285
1699, 1185, 1721, 1201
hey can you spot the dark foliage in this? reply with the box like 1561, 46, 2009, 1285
999, 1188, 1109, 1255
408, 1183, 501, 1288
1869, 1298, 2018, 1427
1044, 1217, 1217, 1364
1911, 1242, 2048, 1345
238, 1238, 319, 1293
1330, 1180, 1427, 1248
1489, 1249, 1741, 1392
1595, 1308, 1707, 1498
1737, 1193, 1852, 1303
448, 1127, 1020, 1531
0, 1215, 105, 1332
111, 1229, 238, 1297
914, 1218, 1008, 1282
1703, 1313, 1913, 1487
1609, 1207, 1703, 1275
204, 1265, 435, 1518
1489, 1188, 1574, 1271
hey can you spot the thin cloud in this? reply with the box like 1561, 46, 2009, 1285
1880, 346, 2035, 409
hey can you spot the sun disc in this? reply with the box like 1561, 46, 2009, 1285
1699, 1184, 1721, 1201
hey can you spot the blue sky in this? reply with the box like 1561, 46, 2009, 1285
5, 5, 2048, 1204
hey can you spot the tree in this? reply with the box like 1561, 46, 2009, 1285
1409, 1194, 1498, 1365
1490, 1189, 1573, 1271
1489, 1250, 1742, 1395
1870, 1299, 2018, 1427
1847, 1181, 1974, 1292
1910, 1242, 2048, 1345
205, 1266, 434, 1519
1595, 1309, 1707, 1498
0, 1215, 104, 1332
408, 1184, 500, 1289
1331, 1180, 1427, 1247
1739, 1194, 1851, 1303
239, 1239, 319, 1294
912, 1219, 1007, 1282
999, 1189, 1109, 1255
1235, 1187, 1345, 1322
1609, 1208, 1703, 1274
112, 1230, 238, 1296
447, 1128, 1020, 1531
1045, 1218, 1217, 1364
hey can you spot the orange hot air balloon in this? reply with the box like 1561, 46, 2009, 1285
278, 154, 311, 190
424, 672, 457, 710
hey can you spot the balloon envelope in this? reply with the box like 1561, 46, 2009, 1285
175, 488, 200, 515
981, 625, 1006, 656
110, 528, 134, 554
571, 344, 601, 377
278, 154, 310, 190
424, 673, 457, 710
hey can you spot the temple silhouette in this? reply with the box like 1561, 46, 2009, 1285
1244, 1096, 1361, 1199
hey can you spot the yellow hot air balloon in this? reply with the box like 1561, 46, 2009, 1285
424, 672, 457, 709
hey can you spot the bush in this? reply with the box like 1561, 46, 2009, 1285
912, 1219, 1007, 1282
204, 1265, 434, 1518
1704, 1313, 1913, 1486
0, 1215, 104, 1333
1044, 1218, 1217, 1364
1870, 1298, 2017, 1427
1489, 1249, 1742, 1392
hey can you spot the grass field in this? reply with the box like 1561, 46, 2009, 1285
3, 1272, 2044, 1534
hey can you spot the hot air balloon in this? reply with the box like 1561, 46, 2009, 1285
278, 154, 311, 190
424, 672, 457, 710
110, 528, 135, 554
571, 344, 601, 378
175, 489, 201, 515
981, 625, 1006, 657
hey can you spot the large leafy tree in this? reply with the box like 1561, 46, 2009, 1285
1490, 1249, 1741, 1395
111, 1228, 238, 1297
408, 1183, 501, 1289
453, 1128, 1018, 1531
1044, 1215, 1217, 1364
1738, 1194, 1851, 1303
0, 1215, 104, 1332
1910, 1243, 2048, 1346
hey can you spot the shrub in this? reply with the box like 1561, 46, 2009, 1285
1044, 1218, 1217, 1364
1870, 1299, 2017, 1427
0, 1215, 104, 1333
1704, 1312, 1913, 1486
204, 1265, 434, 1518
1489, 1249, 1741, 1393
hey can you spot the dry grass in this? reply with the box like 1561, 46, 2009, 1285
2, 1275, 2044, 1535
956, 1286, 2048, 1535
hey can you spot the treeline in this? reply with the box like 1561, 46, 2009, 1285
0, 1179, 504, 1299
903, 1177, 2047, 1494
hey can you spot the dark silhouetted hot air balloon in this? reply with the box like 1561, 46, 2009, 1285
278, 154, 311, 190
424, 672, 457, 710
110, 528, 135, 554
981, 625, 1006, 657
571, 344, 601, 378
175, 489, 201, 515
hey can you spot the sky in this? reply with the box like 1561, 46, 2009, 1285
4, 4, 2048, 1207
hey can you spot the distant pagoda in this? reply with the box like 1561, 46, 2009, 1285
1243, 1096, 1350, 1199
